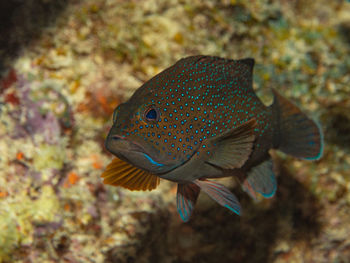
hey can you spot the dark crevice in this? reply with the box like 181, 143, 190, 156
0, 0, 70, 74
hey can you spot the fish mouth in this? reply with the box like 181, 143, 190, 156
106, 134, 199, 175
108, 135, 146, 157
106, 135, 164, 169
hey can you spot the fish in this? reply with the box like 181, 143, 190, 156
102, 55, 323, 222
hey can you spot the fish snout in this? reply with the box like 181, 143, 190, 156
105, 134, 143, 155
111, 135, 125, 141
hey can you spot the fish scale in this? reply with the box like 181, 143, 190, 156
103, 55, 323, 222
117, 56, 272, 166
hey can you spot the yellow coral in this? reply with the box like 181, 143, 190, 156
33, 143, 67, 172
0, 186, 59, 261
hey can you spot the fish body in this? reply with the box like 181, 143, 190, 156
103, 56, 323, 221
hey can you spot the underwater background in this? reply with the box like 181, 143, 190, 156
0, 0, 349, 262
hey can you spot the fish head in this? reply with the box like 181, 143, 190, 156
105, 81, 199, 175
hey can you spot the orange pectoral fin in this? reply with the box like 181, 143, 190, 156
101, 158, 160, 191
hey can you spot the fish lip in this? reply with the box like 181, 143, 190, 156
111, 135, 144, 152
109, 135, 202, 175
110, 135, 162, 163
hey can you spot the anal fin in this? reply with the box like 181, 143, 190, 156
242, 158, 276, 198
194, 179, 241, 215
176, 183, 200, 222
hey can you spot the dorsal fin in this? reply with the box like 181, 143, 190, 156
177, 56, 254, 71
175, 55, 255, 90
101, 158, 160, 191
239, 58, 255, 72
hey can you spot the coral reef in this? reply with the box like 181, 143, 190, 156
0, 0, 349, 262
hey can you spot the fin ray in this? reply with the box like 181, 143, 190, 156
207, 118, 257, 169
243, 158, 276, 198
101, 158, 160, 191
103, 166, 136, 184
194, 179, 241, 215
176, 183, 200, 222
272, 89, 323, 160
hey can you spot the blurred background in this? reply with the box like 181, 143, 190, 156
0, 0, 349, 262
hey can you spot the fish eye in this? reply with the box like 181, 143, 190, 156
144, 106, 159, 122
112, 106, 120, 123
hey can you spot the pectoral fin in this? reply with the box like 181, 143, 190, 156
176, 183, 200, 222
242, 158, 277, 198
194, 179, 241, 215
101, 158, 160, 191
206, 118, 257, 169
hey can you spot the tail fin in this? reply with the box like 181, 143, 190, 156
271, 89, 323, 160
